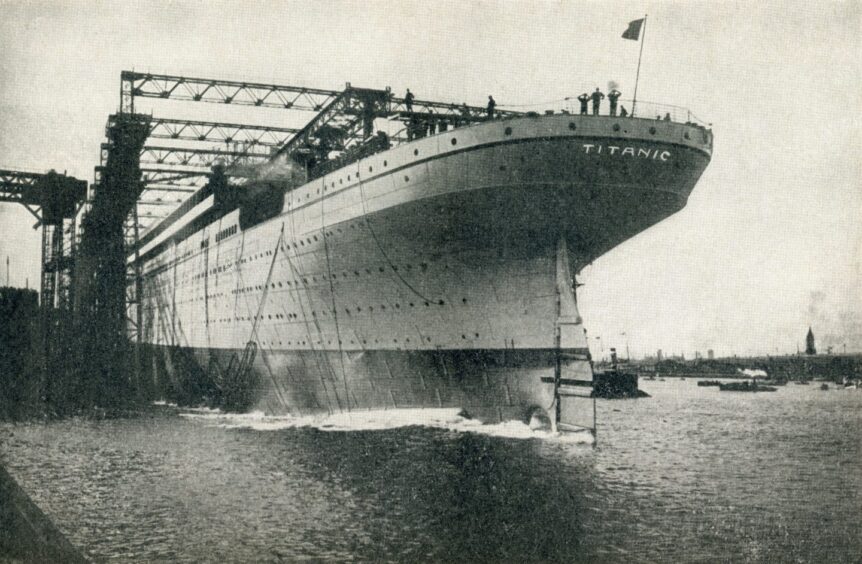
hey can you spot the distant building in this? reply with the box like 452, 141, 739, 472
805, 327, 817, 355
707, 349, 715, 360
657, 349, 663, 361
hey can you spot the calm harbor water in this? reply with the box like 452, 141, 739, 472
2, 379, 860, 563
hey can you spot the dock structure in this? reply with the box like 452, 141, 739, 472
0, 464, 87, 563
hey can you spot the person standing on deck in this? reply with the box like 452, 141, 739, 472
487, 95, 496, 119
608, 89, 621, 116
577, 93, 589, 115
591, 88, 604, 115
404, 89, 415, 112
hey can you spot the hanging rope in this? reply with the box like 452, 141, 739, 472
319, 181, 351, 411
356, 179, 437, 304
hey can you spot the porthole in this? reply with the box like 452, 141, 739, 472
504, 126, 512, 135
649, 127, 657, 135
568, 122, 576, 130
451, 138, 457, 145
684, 132, 691, 140
369, 166, 373, 172
348, 175, 351, 180
613, 124, 621, 132
414, 149, 419, 156
439, 300, 445, 305
404, 176, 409, 182
383, 160, 388, 166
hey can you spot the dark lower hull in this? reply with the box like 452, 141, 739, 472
143, 343, 593, 426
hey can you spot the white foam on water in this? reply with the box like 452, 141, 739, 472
151, 400, 178, 407
739, 368, 768, 377
175, 406, 595, 443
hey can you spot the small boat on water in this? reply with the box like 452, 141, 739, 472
697, 380, 722, 387
820, 384, 829, 391
718, 380, 777, 393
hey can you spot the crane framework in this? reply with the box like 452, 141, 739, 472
0, 169, 86, 310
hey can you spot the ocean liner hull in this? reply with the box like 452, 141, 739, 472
135, 114, 713, 425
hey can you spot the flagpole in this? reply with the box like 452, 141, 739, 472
632, 15, 647, 117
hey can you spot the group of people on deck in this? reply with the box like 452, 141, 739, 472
405, 89, 497, 119
578, 88, 625, 117
404, 88, 670, 131
403, 89, 499, 140
577, 88, 672, 121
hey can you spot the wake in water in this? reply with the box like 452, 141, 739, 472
162, 403, 594, 444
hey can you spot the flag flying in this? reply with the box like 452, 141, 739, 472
622, 18, 644, 40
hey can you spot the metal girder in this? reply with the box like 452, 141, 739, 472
120, 70, 523, 120
140, 145, 270, 169
148, 117, 299, 147
273, 87, 389, 162
388, 95, 523, 120
138, 184, 198, 193
0, 169, 42, 205
139, 167, 208, 185
137, 199, 183, 206
122, 71, 342, 112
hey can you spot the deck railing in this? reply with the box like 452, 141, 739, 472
500, 97, 710, 128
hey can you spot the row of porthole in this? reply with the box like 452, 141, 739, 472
171, 256, 435, 293
229, 262, 434, 292
571, 120, 701, 143
188, 297, 470, 324
311, 134, 474, 198
255, 333, 484, 348
171, 263, 448, 297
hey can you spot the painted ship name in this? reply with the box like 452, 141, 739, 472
582, 143, 671, 161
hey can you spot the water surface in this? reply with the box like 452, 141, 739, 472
2, 379, 860, 562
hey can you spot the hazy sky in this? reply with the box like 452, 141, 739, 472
1, 0, 859, 358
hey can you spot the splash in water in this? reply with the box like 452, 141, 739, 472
169, 404, 594, 443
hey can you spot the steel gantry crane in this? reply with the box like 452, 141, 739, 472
0, 169, 86, 309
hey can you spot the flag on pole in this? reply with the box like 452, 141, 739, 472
622, 18, 645, 40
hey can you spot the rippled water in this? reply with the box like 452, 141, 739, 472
2, 379, 860, 563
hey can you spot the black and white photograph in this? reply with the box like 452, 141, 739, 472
1, 1, 860, 561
